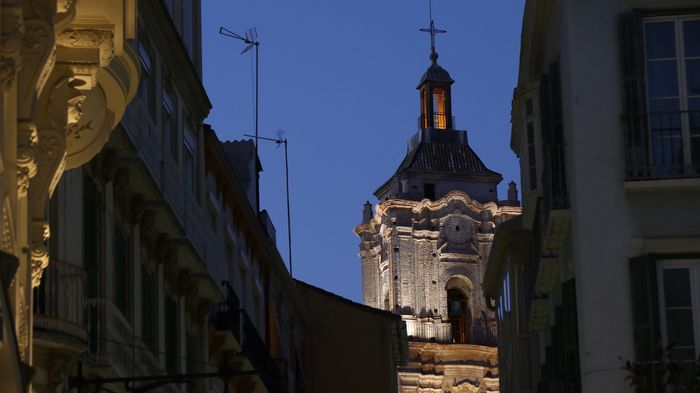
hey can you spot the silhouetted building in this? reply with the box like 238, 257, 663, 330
355, 17, 520, 392
295, 280, 407, 393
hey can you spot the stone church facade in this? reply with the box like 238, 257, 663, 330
355, 22, 520, 393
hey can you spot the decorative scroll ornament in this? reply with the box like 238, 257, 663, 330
30, 220, 50, 288
0, 6, 23, 88
17, 123, 39, 196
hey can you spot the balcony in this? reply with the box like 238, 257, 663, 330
34, 259, 87, 351
86, 298, 162, 378
418, 113, 456, 130
542, 140, 570, 254
623, 111, 700, 181
470, 318, 498, 347
209, 281, 242, 351
209, 282, 288, 393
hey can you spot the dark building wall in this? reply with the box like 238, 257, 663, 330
295, 280, 406, 393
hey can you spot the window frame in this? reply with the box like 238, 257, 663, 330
161, 88, 178, 163
642, 15, 700, 168
656, 258, 700, 360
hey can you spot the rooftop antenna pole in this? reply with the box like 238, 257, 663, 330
245, 133, 293, 277
220, 26, 261, 212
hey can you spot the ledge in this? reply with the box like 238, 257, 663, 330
624, 177, 700, 192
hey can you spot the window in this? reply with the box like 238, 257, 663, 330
643, 17, 700, 173
448, 288, 470, 343
658, 260, 700, 361
165, 296, 179, 373
141, 264, 157, 352
432, 87, 447, 129
84, 177, 102, 299
138, 41, 156, 122
184, 125, 197, 194
423, 183, 435, 200
181, 0, 193, 56
163, 0, 173, 15
498, 271, 511, 321
527, 122, 537, 191
162, 90, 177, 161
113, 224, 130, 319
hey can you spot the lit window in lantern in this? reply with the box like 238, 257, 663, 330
432, 87, 447, 129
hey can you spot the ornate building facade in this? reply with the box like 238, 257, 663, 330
0, 1, 139, 392
355, 20, 521, 393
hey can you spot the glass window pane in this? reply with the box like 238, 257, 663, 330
691, 136, 700, 167
686, 59, 700, 96
684, 20, 700, 58
689, 99, 700, 135
663, 268, 691, 307
651, 134, 684, 168
648, 100, 681, 131
665, 309, 695, 347
647, 60, 679, 98
645, 22, 676, 59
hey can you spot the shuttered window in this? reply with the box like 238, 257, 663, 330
165, 296, 179, 373
141, 264, 157, 352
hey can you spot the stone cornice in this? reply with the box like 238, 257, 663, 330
373, 190, 521, 225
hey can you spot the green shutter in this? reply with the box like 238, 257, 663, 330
629, 254, 660, 363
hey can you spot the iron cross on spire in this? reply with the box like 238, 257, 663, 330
419, 0, 446, 62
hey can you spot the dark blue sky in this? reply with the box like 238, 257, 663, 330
202, 1, 525, 303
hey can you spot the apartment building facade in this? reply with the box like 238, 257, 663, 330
484, 0, 700, 392
30, 1, 308, 393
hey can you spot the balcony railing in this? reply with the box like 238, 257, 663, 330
209, 283, 287, 393
209, 281, 241, 341
622, 111, 700, 180
418, 113, 456, 130
86, 298, 162, 378
34, 259, 87, 346
471, 318, 498, 347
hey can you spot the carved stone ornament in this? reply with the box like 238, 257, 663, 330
0, 6, 23, 88
56, 28, 115, 67
31, 242, 49, 288
17, 122, 39, 196
30, 220, 50, 288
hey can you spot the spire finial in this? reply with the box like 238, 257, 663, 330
419, 0, 446, 64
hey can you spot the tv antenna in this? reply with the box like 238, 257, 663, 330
244, 132, 294, 278
220, 25, 262, 212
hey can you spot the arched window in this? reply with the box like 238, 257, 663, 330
448, 289, 470, 343
432, 87, 447, 129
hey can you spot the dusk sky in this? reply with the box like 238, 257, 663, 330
202, 1, 525, 303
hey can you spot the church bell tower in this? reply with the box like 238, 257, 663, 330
354, 4, 521, 392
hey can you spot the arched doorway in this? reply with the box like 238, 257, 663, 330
446, 276, 472, 344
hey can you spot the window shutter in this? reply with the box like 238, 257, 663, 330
629, 255, 660, 361
619, 11, 649, 177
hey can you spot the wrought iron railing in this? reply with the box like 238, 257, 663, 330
418, 113, 456, 130
34, 259, 87, 345
542, 141, 569, 212
622, 111, 700, 180
209, 281, 241, 341
209, 282, 287, 393
471, 318, 498, 347
86, 298, 162, 378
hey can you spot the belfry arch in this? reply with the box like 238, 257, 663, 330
446, 275, 473, 344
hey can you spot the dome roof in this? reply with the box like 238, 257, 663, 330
417, 53, 454, 88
